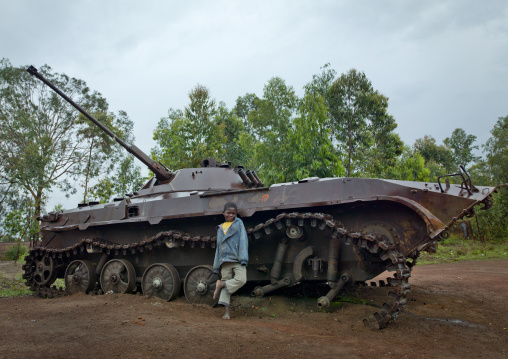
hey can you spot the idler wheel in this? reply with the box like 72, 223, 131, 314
100, 259, 136, 294
65, 260, 97, 294
33, 255, 56, 286
361, 222, 399, 246
183, 265, 219, 306
142, 263, 181, 301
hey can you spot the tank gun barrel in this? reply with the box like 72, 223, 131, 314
26, 65, 174, 182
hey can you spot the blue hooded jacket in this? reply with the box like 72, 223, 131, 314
213, 217, 249, 274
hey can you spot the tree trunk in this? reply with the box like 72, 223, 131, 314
347, 107, 352, 177
83, 138, 94, 203
32, 188, 43, 246
14, 220, 29, 264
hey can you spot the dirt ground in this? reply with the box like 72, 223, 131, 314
1, 259, 507, 359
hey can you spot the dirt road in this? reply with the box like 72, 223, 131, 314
1, 259, 507, 359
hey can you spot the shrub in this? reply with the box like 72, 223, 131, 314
3, 244, 28, 261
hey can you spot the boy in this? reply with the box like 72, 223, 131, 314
212, 202, 248, 319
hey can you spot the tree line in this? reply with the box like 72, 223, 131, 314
1, 59, 506, 245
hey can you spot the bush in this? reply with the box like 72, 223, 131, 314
3, 244, 28, 261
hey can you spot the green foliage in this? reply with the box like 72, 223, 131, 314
485, 115, 508, 184
285, 93, 343, 180
76, 110, 135, 203
1, 194, 39, 245
236, 131, 257, 169
215, 102, 251, 167
473, 190, 508, 241
413, 135, 454, 178
303, 62, 337, 99
387, 146, 430, 181
248, 77, 299, 183
0, 58, 119, 231
469, 116, 508, 240
3, 244, 28, 261
242, 77, 344, 184
152, 85, 226, 169
249, 77, 298, 139
234, 93, 258, 130
443, 128, 480, 170
414, 128, 480, 182
89, 157, 146, 203
327, 68, 403, 177
419, 235, 508, 264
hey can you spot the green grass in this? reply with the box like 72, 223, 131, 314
0, 272, 32, 298
0, 264, 65, 298
0, 258, 32, 298
418, 236, 508, 264
54, 278, 66, 289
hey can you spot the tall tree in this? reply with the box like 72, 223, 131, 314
0, 184, 37, 243
414, 135, 452, 165
327, 69, 401, 177
76, 110, 134, 203
247, 77, 298, 183
472, 116, 508, 240
0, 59, 113, 232
248, 77, 298, 139
413, 135, 454, 180
234, 93, 258, 131
152, 84, 226, 169
485, 116, 508, 184
285, 93, 343, 180
215, 102, 250, 167
443, 128, 480, 170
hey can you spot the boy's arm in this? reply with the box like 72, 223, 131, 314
213, 231, 221, 274
238, 222, 249, 266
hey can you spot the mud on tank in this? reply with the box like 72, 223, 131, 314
23, 66, 498, 330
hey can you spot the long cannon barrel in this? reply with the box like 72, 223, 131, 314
27, 66, 174, 182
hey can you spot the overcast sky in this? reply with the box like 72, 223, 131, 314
2, 0, 507, 209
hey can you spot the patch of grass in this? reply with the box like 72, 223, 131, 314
0, 273, 32, 298
54, 278, 66, 289
334, 295, 367, 306
419, 236, 508, 264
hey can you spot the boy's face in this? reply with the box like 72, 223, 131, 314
223, 208, 237, 222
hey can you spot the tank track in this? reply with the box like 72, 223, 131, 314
22, 212, 413, 329
246, 212, 412, 330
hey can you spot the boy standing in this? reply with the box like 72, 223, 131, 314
213, 202, 248, 319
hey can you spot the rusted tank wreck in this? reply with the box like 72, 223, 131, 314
23, 66, 497, 329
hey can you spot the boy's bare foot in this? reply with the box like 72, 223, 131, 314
213, 280, 225, 299
223, 305, 231, 319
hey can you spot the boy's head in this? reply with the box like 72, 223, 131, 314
223, 202, 238, 222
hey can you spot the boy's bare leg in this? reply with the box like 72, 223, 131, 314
222, 305, 231, 320
214, 280, 225, 299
